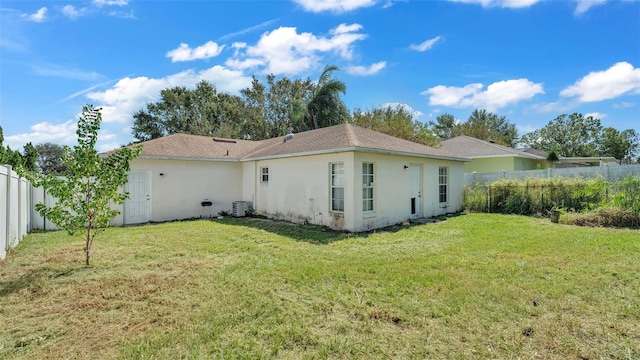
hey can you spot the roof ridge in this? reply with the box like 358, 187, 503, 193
344, 123, 360, 146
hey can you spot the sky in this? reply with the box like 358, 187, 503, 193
1, 0, 639, 152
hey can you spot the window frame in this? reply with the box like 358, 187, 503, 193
362, 162, 374, 212
330, 162, 345, 213
260, 167, 269, 183
438, 166, 448, 204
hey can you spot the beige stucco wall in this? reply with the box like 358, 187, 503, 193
353, 153, 465, 231
244, 153, 355, 231
112, 158, 242, 225
112, 152, 465, 232
243, 151, 465, 232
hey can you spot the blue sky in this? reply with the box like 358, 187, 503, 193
1, 0, 639, 152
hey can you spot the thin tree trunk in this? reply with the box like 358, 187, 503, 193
85, 222, 92, 266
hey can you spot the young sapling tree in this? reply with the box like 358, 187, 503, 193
22, 105, 142, 266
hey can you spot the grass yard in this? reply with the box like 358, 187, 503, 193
0, 214, 638, 359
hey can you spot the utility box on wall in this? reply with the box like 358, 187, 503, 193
232, 201, 248, 217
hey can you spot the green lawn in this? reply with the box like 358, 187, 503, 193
1, 214, 638, 359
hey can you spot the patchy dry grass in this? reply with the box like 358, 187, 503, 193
1, 214, 638, 359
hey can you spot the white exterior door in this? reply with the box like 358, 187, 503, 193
124, 171, 150, 224
408, 165, 422, 219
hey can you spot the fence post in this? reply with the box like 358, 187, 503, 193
5, 165, 12, 251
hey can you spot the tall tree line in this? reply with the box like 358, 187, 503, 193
0, 126, 37, 171
132, 65, 350, 142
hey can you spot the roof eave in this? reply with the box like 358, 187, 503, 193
137, 155, 241, 162
470, 154, 546, 160
241, 146, 470, 162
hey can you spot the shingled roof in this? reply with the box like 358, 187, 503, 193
440, 136, 545, 160
120, 124, 468, 162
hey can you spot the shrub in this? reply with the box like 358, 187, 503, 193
463, 176, 639, 227
464, 185, 489, 213
610, 176, 640, 215
560, 207, 640, 228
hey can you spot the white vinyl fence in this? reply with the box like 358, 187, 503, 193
465, 164, 640, 186
1, 165, 32, 260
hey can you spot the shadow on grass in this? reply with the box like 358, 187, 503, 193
0, 266, 82, 298
219, 217, 409, 245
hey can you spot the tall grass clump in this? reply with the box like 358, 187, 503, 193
464, 176, 640, 228
611, 176, 640, 214
463, 184, 489, 212
476, 177, 608, 214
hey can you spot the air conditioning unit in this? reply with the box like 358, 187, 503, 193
232, 201, 248, 217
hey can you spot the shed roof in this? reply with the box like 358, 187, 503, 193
115, 124, 468, 162
440, 136, 546, 160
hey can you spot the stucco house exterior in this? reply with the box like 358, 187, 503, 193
110, 124, 469, 232
440, 135, 619, 174
440, 136, 547, 173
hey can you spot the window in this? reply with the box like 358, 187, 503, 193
362, 162, 374, 212
439, 166, 448, 203
261, 167, 269, 183
330, 163, 344, 212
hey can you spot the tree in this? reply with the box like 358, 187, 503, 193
520, 113, 602, 157
36, 142, 70, 175
351, 105, 439, 146
429, 113, 461, 140
131, 81, 244, 142
459, 109, 518, 147
546, 145, 560, 168
599, 127, 639, 164
0, 126, 5, 163
21, 142, 38, 172
3, 146, 23, 168
21, 105, 142, 266
304, 65, 349, 130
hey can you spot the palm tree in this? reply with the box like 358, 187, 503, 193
304, 65, 349, 129
546, 145, 560, 168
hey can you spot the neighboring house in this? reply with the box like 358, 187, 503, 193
440, 136, 547, 173
109, 124, 469, 232
522, 148, 618, 168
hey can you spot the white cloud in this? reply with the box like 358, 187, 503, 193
31, 63, 102, 81
5, 120, 78, 149
99, 142, 123, 152
423, 79, 544, 111
293, 0, 377, 13
574, 0, 607, 14
331, 23, 363, 34
23, 7, 47, 22
218, 18, 279, 41
560, 62, 640, 103
447, 0, 541, 9
60, 76, 127, 102
62, 5, 83, 19
613, 101, 636, 109
166, 41, 226, 62
409, 36, 442, 52
530, 100, 575, 113
346, 61, 386, 76
86, 65, 252, 124
423, 83, 483, 107
92, 0, 128, 6
380, 102, 423, 118
584, 112, 607, 119
107, 10, 136, 19
517, 124, 538, 135
227, 23, 367, 75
